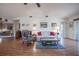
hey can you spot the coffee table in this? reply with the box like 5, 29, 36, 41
40, 37, 60, 46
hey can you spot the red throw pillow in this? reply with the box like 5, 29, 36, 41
37, 32, 42, 36
50, 32, 56, 36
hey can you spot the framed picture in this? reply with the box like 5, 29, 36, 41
51, 23, 57, 27
40, 22, 47, 28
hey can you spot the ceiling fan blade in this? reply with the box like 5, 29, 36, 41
36, 3, 40, 7
24, 3, 41, 7
24, 3, 27, 5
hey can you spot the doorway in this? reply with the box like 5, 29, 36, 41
13, 20, 21, 39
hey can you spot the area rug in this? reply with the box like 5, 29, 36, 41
36, 42, 65, 49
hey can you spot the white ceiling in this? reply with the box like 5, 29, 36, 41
0, 3, 79, 19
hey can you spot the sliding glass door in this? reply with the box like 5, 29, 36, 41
74, 20, 79, 55
74, 20, 79, 41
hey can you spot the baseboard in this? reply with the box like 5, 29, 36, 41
65, 37, 76, 41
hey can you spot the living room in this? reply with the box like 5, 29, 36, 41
0, 3, 79, 56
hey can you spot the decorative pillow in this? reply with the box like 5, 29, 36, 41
50, 32, 56, 36
37, 32, 42, 36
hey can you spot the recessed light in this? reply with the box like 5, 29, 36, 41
45, 16, 48, 18
29, 16, 32, 18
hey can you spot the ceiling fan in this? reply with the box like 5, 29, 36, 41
24, 3, 41, 7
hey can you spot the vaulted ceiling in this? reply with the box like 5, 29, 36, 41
0, 3, 79, 19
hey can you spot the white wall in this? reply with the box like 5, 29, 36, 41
64, 14, 79, 40
19, 16, 63, 33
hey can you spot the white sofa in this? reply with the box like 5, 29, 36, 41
36, 31, 59, 41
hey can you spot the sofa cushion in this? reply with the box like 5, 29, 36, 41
50, 32, 56, 36
37, 32, 42, 36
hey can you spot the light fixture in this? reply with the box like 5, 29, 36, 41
33, 27, 36, 30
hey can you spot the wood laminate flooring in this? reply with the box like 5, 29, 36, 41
0, 38, 79, 56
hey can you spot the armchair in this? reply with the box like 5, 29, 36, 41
21, 30, 32, 46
